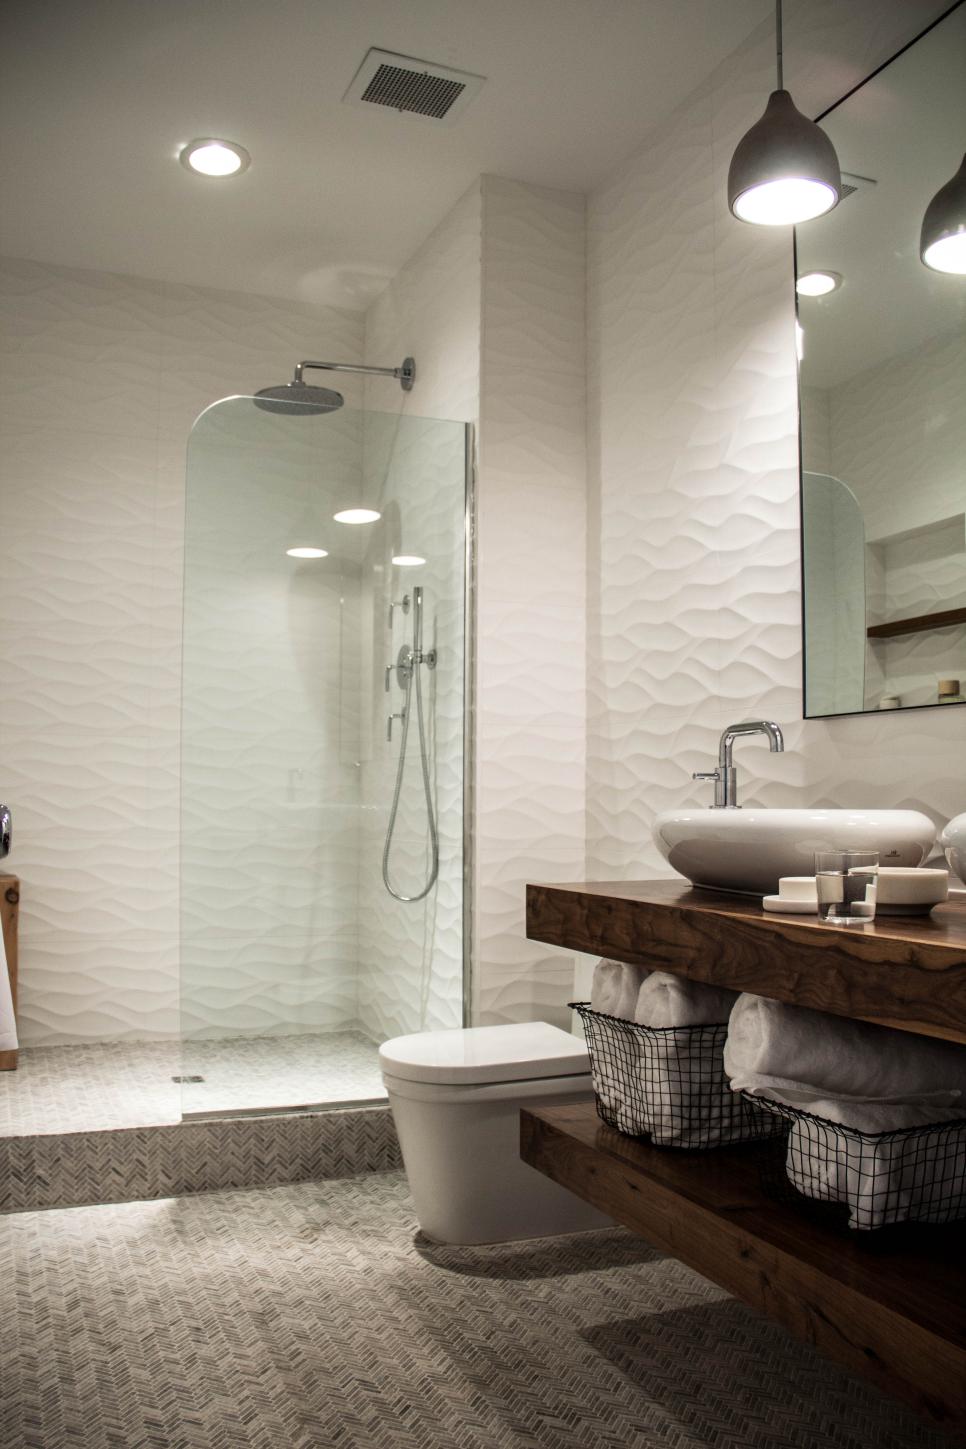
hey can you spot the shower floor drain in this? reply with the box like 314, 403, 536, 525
171, 1075, 205, 1084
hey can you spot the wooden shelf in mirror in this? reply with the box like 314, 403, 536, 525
867, 606, 966, 639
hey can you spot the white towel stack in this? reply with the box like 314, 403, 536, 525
589, 961, 738, 1028
724, 993, 966, 1227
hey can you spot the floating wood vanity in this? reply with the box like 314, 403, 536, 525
522, 880, 966, 1439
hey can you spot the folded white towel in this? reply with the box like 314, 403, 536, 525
0, 926, 17, 1054
785, 1118, 966, 1230
724, 994, 966, 1122
590, 959, 649, 1020
634, 973, 738, 1028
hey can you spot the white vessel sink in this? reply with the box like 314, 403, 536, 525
652, 807, 936, 896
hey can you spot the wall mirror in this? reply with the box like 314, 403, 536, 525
799, 3, 966, 718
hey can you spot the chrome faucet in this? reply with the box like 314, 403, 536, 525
0, 805, 10, 858
693, 721, 784, 808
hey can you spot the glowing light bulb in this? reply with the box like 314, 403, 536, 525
179, 139, 250, 177
392, 554, 426, 567
286, 547, 328, 559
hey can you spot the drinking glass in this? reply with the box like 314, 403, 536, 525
814, 850, 879, 924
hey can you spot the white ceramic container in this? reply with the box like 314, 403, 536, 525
876, 867, 949, 915
941, 813, 966, 885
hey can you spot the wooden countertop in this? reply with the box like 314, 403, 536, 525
521, 1103, 966, 1438
526, 878, 966, 1045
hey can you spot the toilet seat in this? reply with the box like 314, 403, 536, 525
379, 1020, 590, 1087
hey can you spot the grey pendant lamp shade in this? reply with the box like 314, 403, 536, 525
920, 153, 966, 274
728, 1, 841, 225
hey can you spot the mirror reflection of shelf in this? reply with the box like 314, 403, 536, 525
865, 512, 966, 637
867, 607, 966, 639
863, 513, 966, 708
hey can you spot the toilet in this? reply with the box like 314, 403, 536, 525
379, 1021, 613, 1244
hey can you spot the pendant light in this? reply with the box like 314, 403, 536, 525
728, 0, 841, 226
920, 154, 966, 274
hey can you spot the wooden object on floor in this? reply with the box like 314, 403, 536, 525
867, 606, 966, 639
521, 1103, 966, 1440
526, 878, 966, 1045
0, 873, 19, 1070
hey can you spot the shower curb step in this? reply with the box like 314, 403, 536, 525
0, 1103, 400, 1214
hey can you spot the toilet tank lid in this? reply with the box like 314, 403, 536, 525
379, 1021, 591, 1086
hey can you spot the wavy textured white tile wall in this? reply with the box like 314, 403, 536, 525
362, 176, 588, 1034
587, 1, 962, 888
0, 256, 364, 1044
358, 187, 481, 1043
476, 178, 587, 1027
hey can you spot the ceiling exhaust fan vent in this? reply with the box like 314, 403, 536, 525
344, 49, 485, 124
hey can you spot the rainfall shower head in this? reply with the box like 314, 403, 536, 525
254, 380, 345, 415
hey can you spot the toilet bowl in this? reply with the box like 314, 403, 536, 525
379, 1021, 613, 1244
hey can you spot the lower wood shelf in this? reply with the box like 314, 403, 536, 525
521, 1102, 966, 1440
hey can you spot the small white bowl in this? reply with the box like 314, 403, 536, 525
875, 867, 948, 915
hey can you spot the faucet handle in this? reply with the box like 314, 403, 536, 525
692, 771, 719, 783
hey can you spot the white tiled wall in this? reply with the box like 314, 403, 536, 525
0, 256, 363, 1043
586, 0, 964, 888
362, 175, 589, 1033
476, 177, 587, 1028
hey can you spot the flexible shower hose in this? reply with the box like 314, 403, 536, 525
382, 646, 439, 903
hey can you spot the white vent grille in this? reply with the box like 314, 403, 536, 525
343, 49, 485, 124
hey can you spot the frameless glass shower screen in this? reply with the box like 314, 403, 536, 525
179, 398, 468, 1117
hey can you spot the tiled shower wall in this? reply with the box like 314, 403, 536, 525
0, 257, 363, 1043
586, 0, 964, 884
362, 177, 588, 1032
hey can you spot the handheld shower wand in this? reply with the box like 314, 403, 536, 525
382, 586, 439, 903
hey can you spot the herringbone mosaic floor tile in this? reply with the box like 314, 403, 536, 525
0, 1172, 945, 1449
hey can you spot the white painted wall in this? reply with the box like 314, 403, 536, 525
0, 256, 363, 1043
586, 0, 963, 890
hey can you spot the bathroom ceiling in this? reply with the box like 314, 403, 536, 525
0, 0, 769, 309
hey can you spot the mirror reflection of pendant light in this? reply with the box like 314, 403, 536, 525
920, 154, 966, 274
728, 0, 841, 226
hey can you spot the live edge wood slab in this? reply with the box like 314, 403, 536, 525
526, 878, 966, 1045
521, 1103, 966, 1439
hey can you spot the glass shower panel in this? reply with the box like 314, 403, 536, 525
180, 398, 467, 1118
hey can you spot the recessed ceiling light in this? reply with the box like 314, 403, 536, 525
392, 554, 426, 567
796, 270, 842, 296
179, 138, 251, 177
333, 508, 381, 525
287, 546, 328, 559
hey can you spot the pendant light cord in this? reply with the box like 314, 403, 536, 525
775, 0, 783, 89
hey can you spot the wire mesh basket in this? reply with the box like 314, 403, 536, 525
743, 1093, 966, 1231
572, 1003, 784, 1150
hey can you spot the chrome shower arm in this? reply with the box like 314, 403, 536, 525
295, 357, 415, 392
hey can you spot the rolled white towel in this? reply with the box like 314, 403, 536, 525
633, 972, 738, 1028
786, 1117, 966, 1230
590, 959, 649, 1020
724, 994, 966, 1115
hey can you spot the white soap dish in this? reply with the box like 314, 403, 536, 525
763, 876, 818, 914
762, 895, 818, 914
